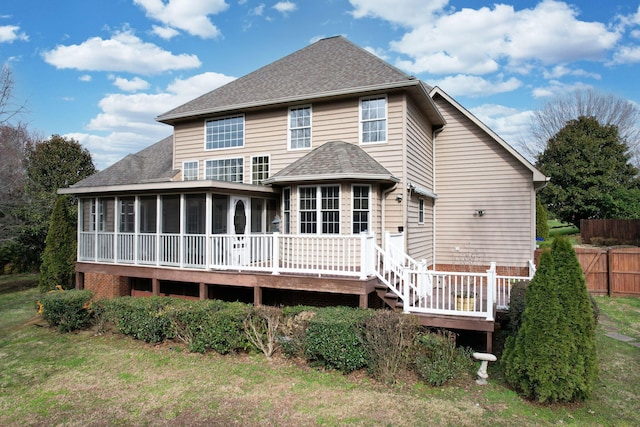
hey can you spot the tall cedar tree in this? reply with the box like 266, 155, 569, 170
503, 237, 598, 402
39, 195, 77, 292
536, 197, 549, 240
536, 116, 640, 227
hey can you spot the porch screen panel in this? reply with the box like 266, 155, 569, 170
185, 194, 206, 234
162, 195, 180, 233
139, 196, 157, 233
119, 197, 135, 232
211, 195, 228, 234
251, 198, 264, 233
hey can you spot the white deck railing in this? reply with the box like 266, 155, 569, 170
78, 231, 376, 279
78, 230, 533, 316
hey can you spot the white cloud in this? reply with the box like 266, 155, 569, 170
349, 0, 449, 27
542, 65, 601, 80
385, 1, 619, 75
532, 80, 593, 98
111, 76, 150, 92
252, 4, 265, 16
470, 104, 536, 160
432, 74, 522, 98
0, 25, 28, 43
151, 25, 181, 40
42, 29, 201, 74
79, 74, 92, 82
611, 45, 640, 64
273, 1, 297, 15
133, 0, 228, 39
78, 72, 235, 169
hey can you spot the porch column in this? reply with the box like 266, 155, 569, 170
152, 278, 160, 296
254, 286, 262, 306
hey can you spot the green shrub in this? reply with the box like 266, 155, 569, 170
503, 237, 598, 403
39, 289, 94, 333
507, 280, 528, 335
100, 296, 177, 343
169, 300, 251, 354
244, 305, 282, 357
361, 310, 420, 384
536, 198, 549, 240
39, 195, 77, 292
278, 308, 317, 358
413, 330, 474, 386
304, 306, 373, 373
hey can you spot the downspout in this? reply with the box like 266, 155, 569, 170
432, 124, 445, 269
381, 182, 398, 249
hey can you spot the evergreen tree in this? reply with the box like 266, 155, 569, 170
536, 116, 640, 227
536, 197, 549, 240
39, 195, 77, 292
503, 236, 598, 402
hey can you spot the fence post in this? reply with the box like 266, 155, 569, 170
486, 262, 496, 321
272, 232, 280, 275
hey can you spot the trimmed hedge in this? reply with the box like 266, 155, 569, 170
303, 306, 374, 373
100, 296, 176, 343
38, 289, 94, 333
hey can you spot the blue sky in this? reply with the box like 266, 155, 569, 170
2, 0, 640, 169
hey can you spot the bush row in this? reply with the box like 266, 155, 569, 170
38, 291, 475, 385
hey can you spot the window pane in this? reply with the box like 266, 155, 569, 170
361, 97, 387, 144
205, 158, 243, 182
205, 116, 244, 150
352, 185, 370, 233
289, 106, 311, 149
139, 196, 157, 233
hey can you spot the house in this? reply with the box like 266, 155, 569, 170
60, 36, 547, 350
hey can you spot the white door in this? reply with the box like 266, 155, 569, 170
230, 196, 250, 265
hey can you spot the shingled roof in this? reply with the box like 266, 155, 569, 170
263, 141, 398, 185
68, 136, 177, 188
157, 36, 443, 125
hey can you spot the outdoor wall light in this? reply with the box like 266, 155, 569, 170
396, 193, 403, 203
474, 209, 486, 217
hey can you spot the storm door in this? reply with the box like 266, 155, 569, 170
230, 196, 250, 265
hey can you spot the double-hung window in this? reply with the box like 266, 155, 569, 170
182, 161, 198, 181
299, 185, 340, 234
419, 199, 425, 224
205, 115, 244, 150
205, 158, 244, 182
251, 155, 269, 184
289, 106, 311, 149
352, 185, 370, 233
360, 96, 387, 143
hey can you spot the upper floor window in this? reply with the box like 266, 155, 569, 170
360, 96, 387, 144
419, 199, 425, 224
289, 106, 311, 150
205, 158, 244, 183
205, 115, 244, 150
252, 155, 269, 184
182, 161, 198, 181
352, 185, 370, 234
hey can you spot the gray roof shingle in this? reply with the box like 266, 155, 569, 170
263, 141, 398, 185
70, 135, 177, 188
157, 36, 422, 123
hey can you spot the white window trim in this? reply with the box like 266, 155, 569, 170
203, 114, 245, 151
282, 187, 291, 234
204, 157, 244, 183
287, 105, 312, 151
182, 160, 199, 181
359, 95, 388, 145
418, 198, 425, 224
351, 184, 371, 234
251, 154, 270, 184
298, 184, 341, 235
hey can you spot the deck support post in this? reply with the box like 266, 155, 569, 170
254, 286, 262, 306
152, 278, 159, 296
486, 331, 493, 353
199, 282, 206, 300
359, 293, 368, 309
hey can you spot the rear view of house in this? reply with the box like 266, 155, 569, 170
61, 36, 546, 349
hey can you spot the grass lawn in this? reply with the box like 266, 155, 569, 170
0, 277, 639, 426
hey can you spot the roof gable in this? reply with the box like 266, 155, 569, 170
430, 86, 547, 185
263, 141, 398, 185
157, 36, 438, 124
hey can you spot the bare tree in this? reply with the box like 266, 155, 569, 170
0, 66, 27, 126
524, 89, 640, 166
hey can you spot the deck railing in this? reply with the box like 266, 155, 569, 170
78, 231, 376, 278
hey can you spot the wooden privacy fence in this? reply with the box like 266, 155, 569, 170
581, 219, 640, 245
535, 247, 640, 297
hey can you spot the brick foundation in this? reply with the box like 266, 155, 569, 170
84, 272, 131, 299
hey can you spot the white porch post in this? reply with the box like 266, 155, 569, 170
359, 233, 368, 280
134, 196, 139, 265
114, 196, 119, 263
206, 194, 212, 269
486, 262, 496, 321
179, 194, 185, 268
272, 232, 280, 275
155, 195, 161, 266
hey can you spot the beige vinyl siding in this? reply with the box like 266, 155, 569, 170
434, 94, 535, 268
405, 96, 435, 262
